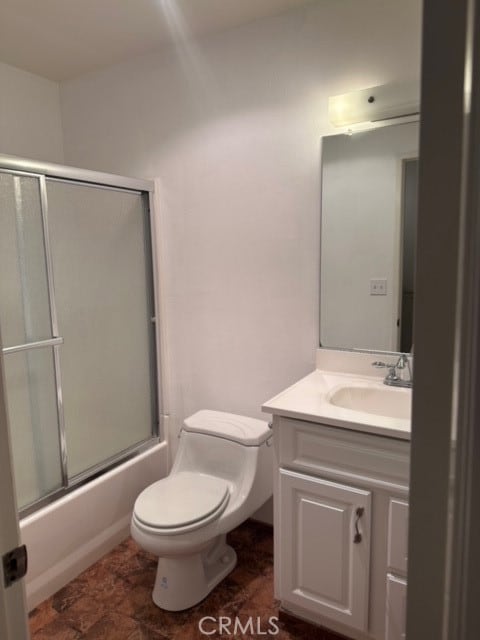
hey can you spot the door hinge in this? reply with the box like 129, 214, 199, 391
2, 544, 28, 588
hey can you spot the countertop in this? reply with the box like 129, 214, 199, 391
262, 369, 411, 441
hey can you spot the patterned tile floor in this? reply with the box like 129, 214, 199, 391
29, 520, 345, 639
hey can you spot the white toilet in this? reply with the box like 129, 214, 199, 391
131, 410, 273, 611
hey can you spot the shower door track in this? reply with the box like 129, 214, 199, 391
0, 155, 152, 192
0, 154, 162, 519
18, 437, 162, 518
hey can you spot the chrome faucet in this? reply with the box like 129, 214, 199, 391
372, 354, 413, 388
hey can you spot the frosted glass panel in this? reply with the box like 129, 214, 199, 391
3, 347, 63, 508
47, 181, 153, 476
0, 173, 52, 347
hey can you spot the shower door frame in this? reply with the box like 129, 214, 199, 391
0, 154, 162, 517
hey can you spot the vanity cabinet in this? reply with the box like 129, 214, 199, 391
272, 416, 410, 640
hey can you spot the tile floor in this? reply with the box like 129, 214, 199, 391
29, 520, 346, 639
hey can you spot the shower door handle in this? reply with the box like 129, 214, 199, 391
2, 336, 64, 355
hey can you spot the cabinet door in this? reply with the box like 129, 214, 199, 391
279, 469, 371, 632
385, 574, 407, 640
387, 499, 409, 576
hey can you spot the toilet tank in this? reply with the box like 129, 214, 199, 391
172, 410, 271, 485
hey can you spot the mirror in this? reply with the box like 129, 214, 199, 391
320, 121, 419, 353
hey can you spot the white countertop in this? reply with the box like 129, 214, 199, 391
262, 369, 411, 441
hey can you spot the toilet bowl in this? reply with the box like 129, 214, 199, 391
131, 410, 273, 611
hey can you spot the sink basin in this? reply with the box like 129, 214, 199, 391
328, 385, 411, 420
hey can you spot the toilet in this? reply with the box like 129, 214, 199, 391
131, 410, 273, 611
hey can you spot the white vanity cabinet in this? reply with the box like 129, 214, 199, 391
272, 416, 410, 640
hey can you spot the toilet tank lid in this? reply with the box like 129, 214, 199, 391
183, 410, 271, 446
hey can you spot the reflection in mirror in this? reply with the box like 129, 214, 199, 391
320, 121, 419, 352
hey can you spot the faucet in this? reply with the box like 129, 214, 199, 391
371, 354, 413, 388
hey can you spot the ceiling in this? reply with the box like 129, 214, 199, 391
0, 0, 310, 82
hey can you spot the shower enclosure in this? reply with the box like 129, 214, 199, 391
0, 155, 159, 515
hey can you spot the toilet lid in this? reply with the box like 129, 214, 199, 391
134, 472, 229, 530
183, 410, 271, 445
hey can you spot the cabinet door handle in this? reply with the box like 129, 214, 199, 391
353, 507, 364, 544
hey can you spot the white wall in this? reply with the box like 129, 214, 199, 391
321, 121, 419, 351
60, 1, 422, 462
0, 62, 64, 163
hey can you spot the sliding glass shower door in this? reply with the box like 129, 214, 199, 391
0, 164, 158, 512
0, 172, 64, 508
46, 181, 154, 478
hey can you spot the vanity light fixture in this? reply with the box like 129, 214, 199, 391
329, 81, 420, 127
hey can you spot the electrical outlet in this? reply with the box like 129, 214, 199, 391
370, 278, 387, 295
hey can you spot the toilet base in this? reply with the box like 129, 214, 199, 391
152, 534, 237, 611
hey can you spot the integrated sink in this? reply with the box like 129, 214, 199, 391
263, 363, 412, 439
328, 385, 411, 420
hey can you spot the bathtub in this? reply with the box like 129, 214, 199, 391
20, 441, 168, 610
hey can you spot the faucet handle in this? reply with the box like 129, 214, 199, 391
396, 354, 408, 369
372, 361, 396, 369
395, 353, 413, 383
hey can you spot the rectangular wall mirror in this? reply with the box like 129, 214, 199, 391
320, 120, 419, 353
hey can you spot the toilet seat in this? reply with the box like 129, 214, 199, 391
133, 472, 230, 534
